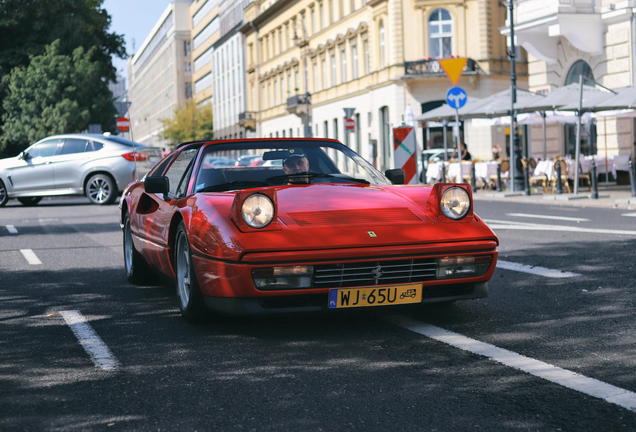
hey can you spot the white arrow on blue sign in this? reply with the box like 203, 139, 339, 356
446, 87, 467, 110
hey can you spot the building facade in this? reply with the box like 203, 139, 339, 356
127, 0, 193, 148
190, 0, 221, 106
502, 0, 636, 160
240, 0, 524, 171
213, 0, 255, 139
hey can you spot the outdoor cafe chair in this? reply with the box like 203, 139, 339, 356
525, 158, 548, 193
489, 159, 509, 190
549, 158, 571, 194
577, 161, 592, 191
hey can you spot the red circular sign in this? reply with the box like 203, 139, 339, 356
116, 117, 130, 132
345, 118, 356, 131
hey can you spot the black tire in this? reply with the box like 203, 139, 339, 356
123, 212, 157, 285
17, 197, 42, 206
174, 221, 207, 323
86, 173, 117, 205
0, 180, 8, 207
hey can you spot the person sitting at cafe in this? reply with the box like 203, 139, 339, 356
453, 143, 472, 161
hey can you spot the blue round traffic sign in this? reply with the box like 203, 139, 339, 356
446, 87, 467, 109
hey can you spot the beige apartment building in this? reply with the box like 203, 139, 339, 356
240, 0, 524, 170
190, 0, 221, 105
127, 0, 192, 148
501, 0, 636, 161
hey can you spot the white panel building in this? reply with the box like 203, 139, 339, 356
212, 0, 255, 139
127, 0, 193, 149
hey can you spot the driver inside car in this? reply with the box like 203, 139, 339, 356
282, 150, 310, 175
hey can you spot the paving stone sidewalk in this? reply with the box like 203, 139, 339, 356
472, 184, 636, 210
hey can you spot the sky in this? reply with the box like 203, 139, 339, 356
102, 0, 174, 84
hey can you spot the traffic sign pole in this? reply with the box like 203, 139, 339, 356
455, 108, 461, 183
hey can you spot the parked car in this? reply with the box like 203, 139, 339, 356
0, 133, 162, 206
120, 138, 499, 323
419, 148, 456, 182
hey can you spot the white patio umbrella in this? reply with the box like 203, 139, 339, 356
577, 85, 636, 112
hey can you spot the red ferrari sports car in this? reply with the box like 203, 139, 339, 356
120, 138, 499, 322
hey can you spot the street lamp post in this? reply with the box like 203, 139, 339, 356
507, 0, 526, 193
293, 32, 313, 137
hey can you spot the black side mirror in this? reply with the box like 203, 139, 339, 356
19, 151, 31, 160
144, 176, 170, 196
385, 169, 405, 185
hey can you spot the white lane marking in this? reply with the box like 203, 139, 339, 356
496, 260, 581, 278
20, 249, 42, 265
622, 213, 636, 217
386, 315, 636, 413
6, 225, 18, 234
485, 219, 636, 236
59, 310, 119, 371
506, 213, 589, 222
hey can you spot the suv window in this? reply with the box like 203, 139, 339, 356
61, 138, 89, 155
164, 148, 198, 198
28, 139, 62, 158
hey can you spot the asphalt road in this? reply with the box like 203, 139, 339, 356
1, 196, 635, 431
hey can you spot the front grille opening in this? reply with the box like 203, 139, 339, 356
314, 258, 437, 288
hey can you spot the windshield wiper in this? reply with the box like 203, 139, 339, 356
197, 181, 270, 192
265, 173, 370, 185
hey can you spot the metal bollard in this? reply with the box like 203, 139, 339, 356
591, 159, 598, 199
630, 159, 636, 198
471, 163, 477, 191
556, 161, 563, 194
496, 164, 502, 192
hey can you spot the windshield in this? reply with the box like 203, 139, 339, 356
194, 140, 390, 192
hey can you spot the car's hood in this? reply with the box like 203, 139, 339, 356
191, 183, 498, 262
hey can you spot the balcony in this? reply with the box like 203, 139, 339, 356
238, 111, 256, 131
286, 93, 311, 117
404, 58, 479, 77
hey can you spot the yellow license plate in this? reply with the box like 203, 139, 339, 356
328, 284, 423, 309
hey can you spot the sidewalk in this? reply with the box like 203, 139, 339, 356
472, 183, 636, 210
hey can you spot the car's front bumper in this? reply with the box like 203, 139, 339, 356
203, 282, 488, 316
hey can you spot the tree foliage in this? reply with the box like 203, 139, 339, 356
1, 40, 117, 151
160, 100, 214, 148
0, 0, 125, 156
0, 0, 125, 82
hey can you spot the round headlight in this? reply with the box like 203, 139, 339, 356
241, 194, 275, 228
440, 187, 470, 220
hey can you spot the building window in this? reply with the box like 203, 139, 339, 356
324, 120, 329, 138
339, 0, 344, 19
278, 28, 283, 53
331, 53, 336, 86
185, 82, 193, 99
281, 75, 285, 102
295, 70, 299, 91
322, 59, 327, 89
274, 79, 278, 105
311, 8, 316, 34
285, 23, 289, 50
319, 2, 324, 29
287, 72, 291, 94
565, 60, 594, 86
313, 62, 318, 92
363, 39, 370, 74
329, 0, 334, 24
351, 44, 358, 79
333, 118, 339, 140
184, 41, 191, 56
379, 21, 386, 68
302, 12, 307, 38
340, 48, 347, 83
429, 9, 453, 58
351, 0, 355, 13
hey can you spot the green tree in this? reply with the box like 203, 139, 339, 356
0, 0, 125, 82
160, 100, 214, 148
1, 40, 117, 151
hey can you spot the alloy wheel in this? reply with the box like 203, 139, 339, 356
124, 219, 133, 276
88, 176, 112, 204
176, 232, 191, 309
